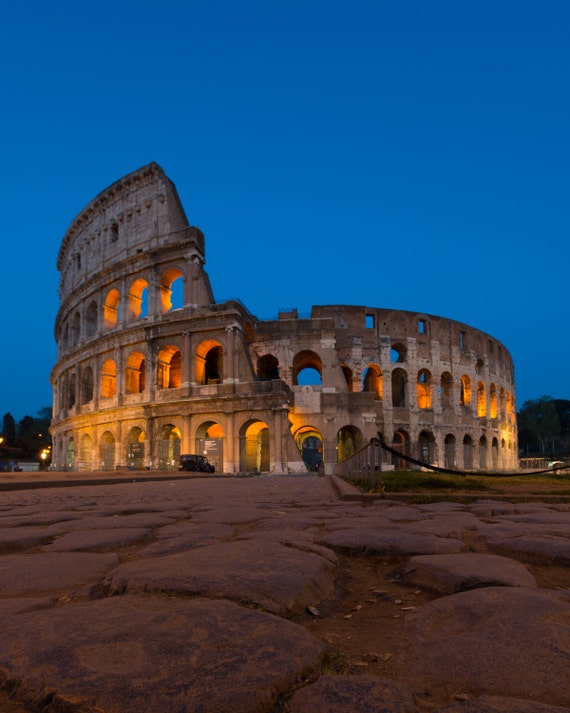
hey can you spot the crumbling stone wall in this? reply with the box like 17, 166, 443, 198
50, 163, 517, 474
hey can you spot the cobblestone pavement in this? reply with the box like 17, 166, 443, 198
0, 474, 569, 713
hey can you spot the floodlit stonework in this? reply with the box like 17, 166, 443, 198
50, 163, 518, 473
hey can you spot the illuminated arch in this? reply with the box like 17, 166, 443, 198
127, 277, 149, 320
460, 375, 472, 407
417, 369, 432, 409
195, 339, 223, 385
100, 358, 117, 399
362, 364, 382, 399
103, 289, 120, 328
240, 419, 270, 472
490, 383, 498, 419
159, 267, 184, 313
126, 351, 146, 393
477, 381, 487, 417
157, 345, 182, 389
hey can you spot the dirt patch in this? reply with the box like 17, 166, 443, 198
298, 553, 570, 711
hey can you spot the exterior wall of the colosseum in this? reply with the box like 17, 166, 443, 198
50, 163, 518, 474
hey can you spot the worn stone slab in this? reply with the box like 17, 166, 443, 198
103, 539, 338, 614
435, 695, 570, 712
139, 522, 235, 556
0, 552, 119, 596
0, 525, 69, 553
42, 528, 152, 552
0, 595, 327, 713
487, 533, 570, 565
400, 553, 537, 593
287, 674, 417, 713
318, 528, 464, 556
397, 587, 570, 707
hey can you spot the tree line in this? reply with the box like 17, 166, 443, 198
517, 396, 570, 456
1, 408, 52, 463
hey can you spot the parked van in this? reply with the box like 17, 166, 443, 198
178, 454, 215, 473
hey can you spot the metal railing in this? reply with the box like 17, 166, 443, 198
333, 438, 382, 490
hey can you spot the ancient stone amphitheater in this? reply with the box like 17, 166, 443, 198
50, 163, 517, 473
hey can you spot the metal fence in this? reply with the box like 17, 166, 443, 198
333, 439, 383, 489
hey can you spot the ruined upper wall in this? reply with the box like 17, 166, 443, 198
57, 163, 201, 300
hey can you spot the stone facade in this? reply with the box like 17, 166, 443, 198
50, 163, 518, 473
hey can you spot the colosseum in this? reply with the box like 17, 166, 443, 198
50, 162, 518, 474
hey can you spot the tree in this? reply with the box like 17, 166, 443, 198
2, 413, 16, 444
16, 408, 52, 457
517, 396, 561, 455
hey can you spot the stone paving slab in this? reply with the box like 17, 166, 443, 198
0, 595, 327, 713
0, 474, 568, 712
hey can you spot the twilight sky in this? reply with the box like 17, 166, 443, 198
1, 0, 568, 421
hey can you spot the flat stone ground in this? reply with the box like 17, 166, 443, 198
0, 473, 570, 713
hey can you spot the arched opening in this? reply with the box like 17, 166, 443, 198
240, 420, 270, 473
390, 343, 406, 363
479, 436, 488, 470
417, 369, 432, 409
128, 277, 149, 320
492, 437, 499, 469
196, 340, 224, 385
489, 383, 498, 419
160, 267, 185, 313
157, 424, 181, 470
293, 351, 323, 386
337, 425, 363, 462
444, 434, 456, 469
477, 381, 487, 417
257, 354, 280, 381
440, 372, 453, 409
362, 365, 382, 399
391, 368, 407, 407
460, 375, 472, 407
100, 359, 117, 399
79, 434, 92, 472
71, 312, 81, 346
418, 431, 436, 464
126, 426, 146, 469
341, 365, 354, 392
463, 434, 474, 469
157, 346, 182, 389
66, 437, 75, 470
81, 366, 94, 404
68, 373, 76, 409
104, 289, 120, 329
126, 351, 146, 393
392, 430, 408, 470
85, 301, 98, 337
99, 431, 116, 471
195, 421, 224, 473
294, 426, 323, 472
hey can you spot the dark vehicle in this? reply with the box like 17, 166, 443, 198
178, 454, 215, 473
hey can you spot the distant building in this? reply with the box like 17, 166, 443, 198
50, 163, 518, 473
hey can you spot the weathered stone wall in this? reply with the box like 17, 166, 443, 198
50, 164, 518, 474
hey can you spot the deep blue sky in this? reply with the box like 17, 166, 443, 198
1, 0, 568, 421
